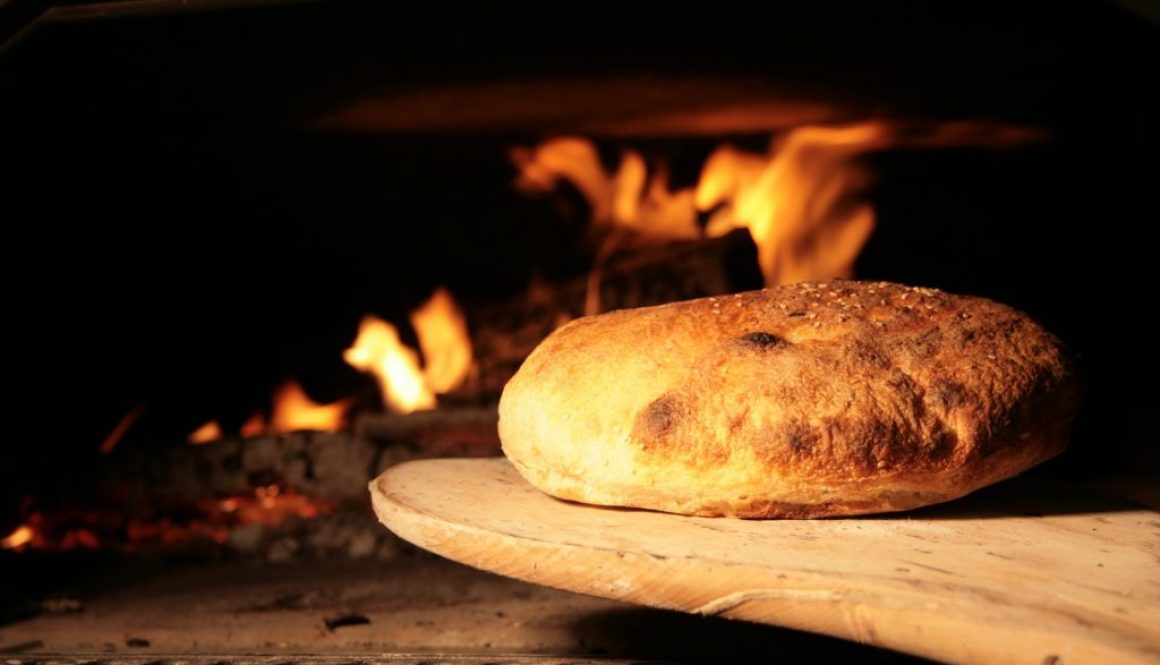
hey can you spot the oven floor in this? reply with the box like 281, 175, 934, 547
0, 551, 926, 664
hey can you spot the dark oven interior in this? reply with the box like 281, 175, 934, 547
1, 1, 1157, 662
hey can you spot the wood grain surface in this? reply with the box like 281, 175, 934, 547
370, 458, 1160, 665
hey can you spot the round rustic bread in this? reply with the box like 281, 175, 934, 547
498, 280, 1079, 518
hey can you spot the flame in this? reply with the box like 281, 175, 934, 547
188, 420, 224, 444
188, 288, 469, 437
344, 315, 435, 413
344, 288, 474, 413
268, 380, 350, 434
410, 287, 473, 394
1, 525, 34, 550
192, 384, 348, 442
695, 124, 884, 285
512, 121, 1038, 292
512, 138, 697, 242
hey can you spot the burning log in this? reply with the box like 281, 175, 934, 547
2, 406, 501, 560
99, 406, 499, 505
460, 228, 761, 398
38, 406, 499, 559
354, 406, 498, 450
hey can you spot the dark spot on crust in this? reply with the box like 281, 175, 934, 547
783, 421, 820, 454
786, 311, 807, 317
739, 331, 785, 348
907, 327, 942, 359
823, 416, 897, 471
642, 394, 680, 439
923, 427, 957, 458
933, 380, 971, 410
954, 327, 978, 348
915, 327, 941, 344
849, 341, 890, 368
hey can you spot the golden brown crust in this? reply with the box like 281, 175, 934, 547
498, 281, 1080, 518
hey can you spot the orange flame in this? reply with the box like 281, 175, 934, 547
188, 420, 224, 444
267, 380, 350, 434
512, 138, 697, 242
410, 287, 473, 394
190, 383, 348, 442
695, 124, 883, 285
513, 121, 1039, 293
187, 288, 470, 439
344, 315, 435, 413
344, 288, 474, 413
1, 524, 34, 550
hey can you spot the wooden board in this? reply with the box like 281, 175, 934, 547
371, 458, 1160, 665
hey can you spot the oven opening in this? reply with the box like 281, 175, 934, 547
2, 2, 1156, 662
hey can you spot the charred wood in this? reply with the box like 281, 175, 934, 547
98, 407, 499, 505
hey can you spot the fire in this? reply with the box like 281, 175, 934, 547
268, 380, 351, 434
1, 525, 34, 550
512, 121, 1038, 295
344, 288, 473, 413
188, 420, 223, 444
187, 382, 349, 442
512, 138, 697, 243
185, 287, 471, 439
4, 485, 335, 553
344, 315, 434, 413
0, 515, 101, 552
237, 484, 329, 523
695, 124, 883, 286
410, 287, 473, 394
240, 411, 266, 437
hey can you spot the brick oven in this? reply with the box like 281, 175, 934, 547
1, 2, 1156, 663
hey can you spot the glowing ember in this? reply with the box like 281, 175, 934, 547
410, 287, 474, 394
189, 485, 332, 534
229, 484, 329, 523
59, 529, 99, 550
188, 420, 224, 444
512, 121, 1038, 295
1, 525, 34, 550
240, 411, 265, 438
344, 315, 435, 413
98, 404, 145, 455
268, 380, 350, 434
5, 484, 336, 553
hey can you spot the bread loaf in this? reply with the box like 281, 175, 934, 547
499, 281, 1078, 518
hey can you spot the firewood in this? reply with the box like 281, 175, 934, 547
352, 407, 498, 449
98, 407, 500, 505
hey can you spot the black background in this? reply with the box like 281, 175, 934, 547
1, 2, 1157, 513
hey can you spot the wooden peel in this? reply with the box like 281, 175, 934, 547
370, 458, 1159, 665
